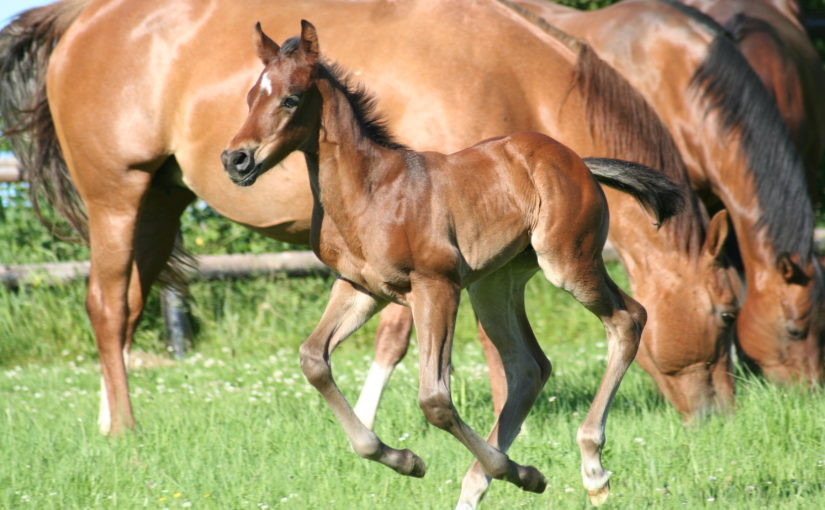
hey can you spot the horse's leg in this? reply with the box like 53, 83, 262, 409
537, 254, 645, 505
79, 164, 160, 435
98, 180, 194, 433
353, 303, 413, 430
457, 262, 551, 509
477, 321, 508, 416
411, 275, 546, 494
300, 279, 426, 477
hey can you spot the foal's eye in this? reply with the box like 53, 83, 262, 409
281, 95, 300, 109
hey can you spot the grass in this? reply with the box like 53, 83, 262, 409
2, 267, 825, 508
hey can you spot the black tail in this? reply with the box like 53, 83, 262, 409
584, 157, 684, 226
0, 0, 89, 241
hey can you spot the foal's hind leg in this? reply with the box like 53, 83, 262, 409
353, 303, 413, 430
411, 275, 545, 494
300, 279, 426, 477
457, 259, 551, 509
538, 254, 645, 505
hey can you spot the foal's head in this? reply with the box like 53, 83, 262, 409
222, 21, 321, 186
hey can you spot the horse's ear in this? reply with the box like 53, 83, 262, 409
703, 209, 730, 262
300, 20, 319, 64
254, 22, 280, 65
776, 252, 804, 283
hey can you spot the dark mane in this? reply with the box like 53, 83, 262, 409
573, 44, 706, 255
663, 1, 815, 262
491, 0, 706, 255
276, 36, 405, 152
658, 0, 730, 36
724, 12, 784, 47
318, 62, 407, 150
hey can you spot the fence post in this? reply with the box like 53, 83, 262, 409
159, 232, 194, 359
160, 284, 193, 359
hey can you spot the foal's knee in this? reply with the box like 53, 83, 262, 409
625, 297, 647, 333
300, 343, 331, 389
419, 390, 455, 430
612, 305, 644, 363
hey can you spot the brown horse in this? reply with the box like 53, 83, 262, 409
0, 0, 737, 439
516, 0, 824, 384
679, 0, 825, 188
223, 20, 682, 505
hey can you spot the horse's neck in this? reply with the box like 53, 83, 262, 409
308, 78, 396, 217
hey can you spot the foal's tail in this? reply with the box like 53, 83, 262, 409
0, 0, 90, 241
583, 157, 684, 226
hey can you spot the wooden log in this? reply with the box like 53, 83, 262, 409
0, 251, 330, 287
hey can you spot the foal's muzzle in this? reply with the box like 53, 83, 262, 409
221, 148, 260, 186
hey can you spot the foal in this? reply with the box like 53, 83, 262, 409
222, 21, 683, 505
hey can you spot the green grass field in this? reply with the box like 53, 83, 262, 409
2, 267, 824, 509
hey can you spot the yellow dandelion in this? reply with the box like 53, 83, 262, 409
173, 492, 182, 499
159, 497, 167, 502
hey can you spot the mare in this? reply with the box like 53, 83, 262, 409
0, 0, 737, 444
223, 20, 683, 506
679, 0, 825, 189
515, 0, 825, 383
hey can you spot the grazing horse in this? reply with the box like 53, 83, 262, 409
223, 20, 683, 505
515, 0, 824, 384
678, 0, 825, 190
0, 0, 737, 441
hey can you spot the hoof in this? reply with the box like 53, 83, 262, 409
391, 448, 427, 478
588, 482, 610, 506
516, 464, 547, 493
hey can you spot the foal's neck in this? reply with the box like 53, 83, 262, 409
304, 70, 404, 208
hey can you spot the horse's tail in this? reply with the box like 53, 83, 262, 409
0, 0, 90, 241
583, 157, 685, 226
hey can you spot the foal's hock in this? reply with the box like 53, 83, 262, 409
222, 20, 683, 507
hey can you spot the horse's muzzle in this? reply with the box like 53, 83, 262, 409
222, 148, 260, 186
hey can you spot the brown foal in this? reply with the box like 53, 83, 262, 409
223, 21, 683, 505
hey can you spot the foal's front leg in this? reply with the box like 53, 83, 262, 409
410, 276, 545, 493
300, 278, 426, 477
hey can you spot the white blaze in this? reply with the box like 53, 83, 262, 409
260, 74, 273, 95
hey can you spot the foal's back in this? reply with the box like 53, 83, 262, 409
348, 132, 605, 287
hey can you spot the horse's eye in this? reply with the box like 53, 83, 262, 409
720, 311, 736, 325
281, 95, 300, 109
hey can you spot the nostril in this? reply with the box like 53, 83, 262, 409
233, 151, 248, 168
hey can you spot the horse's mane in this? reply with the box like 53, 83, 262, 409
280, 36, 407, 152
492, 0, 705, 254
724, 12, 784, 47
573, 44, 705, 255
659, 0, 814, 263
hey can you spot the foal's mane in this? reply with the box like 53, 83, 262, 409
280, 36, 407, 151
658, 0, 814, 263
319, 63, 408, 151
494, 0, 705, 255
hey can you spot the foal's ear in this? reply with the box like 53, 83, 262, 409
703, 209, 730, 262
254, 22, 280, 65
300, 20, 320, 64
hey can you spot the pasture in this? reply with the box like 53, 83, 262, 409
2, 268, 824, 508
3, 0, 825, 508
